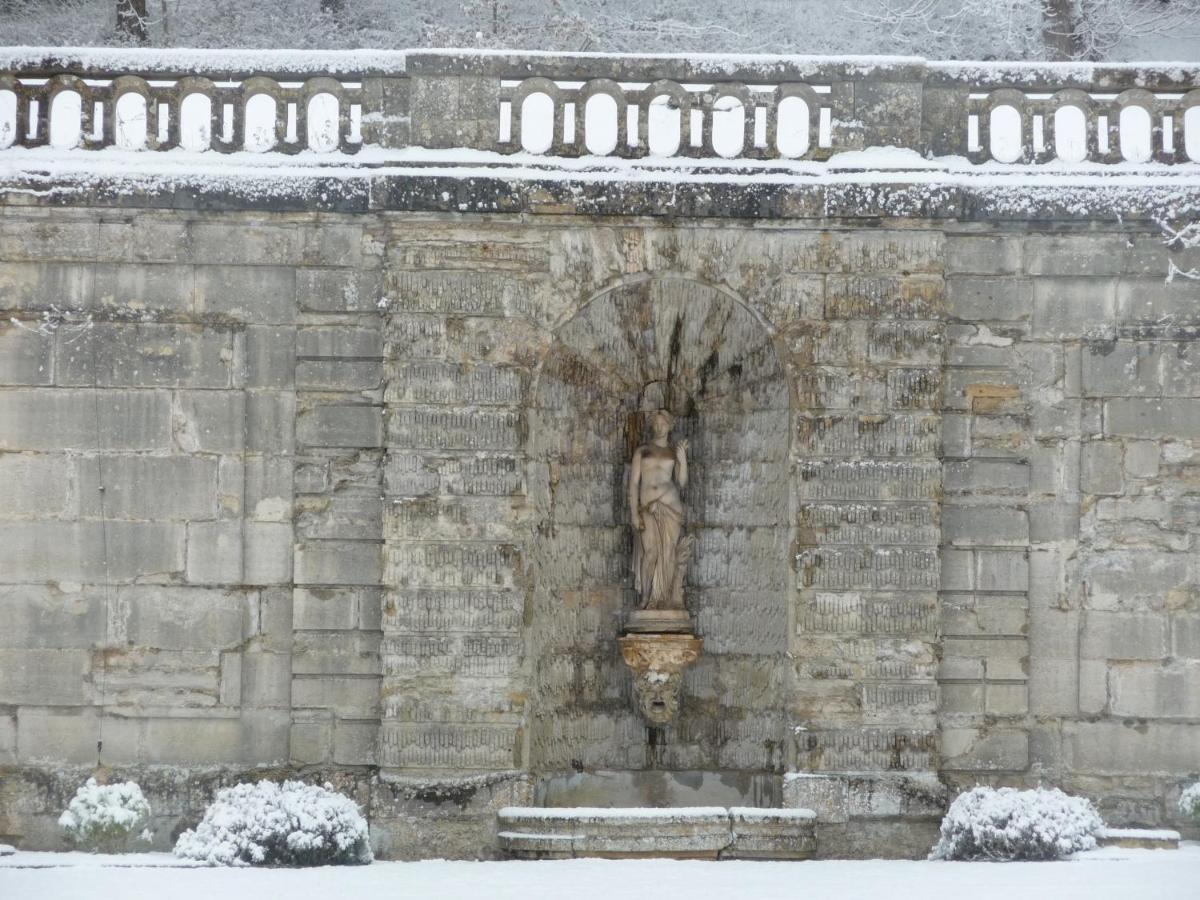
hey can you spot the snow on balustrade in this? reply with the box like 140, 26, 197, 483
965, 83, 1200, 164
498, 77, 832, 161
1, 48, 1199, 165
0, 66, 363, 155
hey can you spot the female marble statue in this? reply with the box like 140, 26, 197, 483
628, 410, 694, 611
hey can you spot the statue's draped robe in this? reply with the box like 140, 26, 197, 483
634, 497, 685, 610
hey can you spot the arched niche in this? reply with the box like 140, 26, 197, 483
526, 276, 792, 776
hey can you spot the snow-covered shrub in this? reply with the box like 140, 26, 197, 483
173, 780, 372, 867
1179, 783, 1200, 822
58, 778, 152, 853
930, 786, 1103, 861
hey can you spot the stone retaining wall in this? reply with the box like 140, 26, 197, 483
0, 180, 1198, 857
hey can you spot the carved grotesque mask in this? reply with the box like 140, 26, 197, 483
633, 669, 682, 726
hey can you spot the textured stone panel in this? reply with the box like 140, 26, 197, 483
378, 723, 520, 769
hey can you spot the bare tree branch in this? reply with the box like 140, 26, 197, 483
116, 0, 148, 43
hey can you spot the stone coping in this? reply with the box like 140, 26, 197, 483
498, 805, 818, 860
1097, 828, 1181, 850
3, 169, 1200, 223
2, 46, 1198, 87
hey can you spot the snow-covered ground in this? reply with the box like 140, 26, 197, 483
1, 843, 1196, 900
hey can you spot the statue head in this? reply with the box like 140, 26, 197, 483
649, 409, 673, 440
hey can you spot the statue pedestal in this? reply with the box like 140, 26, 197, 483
617, 632, 703, 726
624, 608, 693, 634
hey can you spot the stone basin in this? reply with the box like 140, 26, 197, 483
497, 806, 817, 860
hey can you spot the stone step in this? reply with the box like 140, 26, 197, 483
1096, 827, 1181, 850
497, 806, 817, 860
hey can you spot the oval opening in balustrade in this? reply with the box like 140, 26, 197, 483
49, 90, 82, 149
776, 96, 809, 158
1186, 107, 1200, 161
989, 105, 1022, 163
1053, 105, 1087, 163
114, 92, 147, 149
245, 93, 277, 152
307, 93, 339, 152
520, 92, 554, 154
0, 89, 16, 149
180, 93, 211, 151
711, 96, 744, 158
584, 94, 618, 156
648, 94, 681, 157
1119, 105, 1153, 162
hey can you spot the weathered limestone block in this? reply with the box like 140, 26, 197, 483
725, 808, 816, 860
243, 325, 296, 389
0, 324, 53, 385
1023, 234, 1170, 278
294, 587, 377, 631
298, 404, 383, 448
123, 586, 246, 650
1109, 663, 1200, 718
941, 505, 1028, 546
15, 708, 99, 764
295, 541, 382, 586
1031, 279, 1116, 338
92, 262, 194, 312
0, 262, 93, 309
1105, 399, 1200, 438
293, 632, 381, 677
941, 726, 1029, 771
174, 390, 246, 453
296, 268, 383, 312
947, 276, 1032, 321
186, 520, 243, 584
0, 454, 72, 517
57, 324, 235, 389
0, 650, 91, 705
1115, 279, 1200, 326
246, 391, 295, 453
78, 455, 219, 520
333, 719, 379, 766
1066, 721, 1200, 774
408, 75, 500, 149
0, 521, 184, 582
0, 388, 172, 450
0, 219, 99, 260
194, 265, 296, 324
946, 234, 1023, 275
783, 773, 848, 823
243, 521, 293, 585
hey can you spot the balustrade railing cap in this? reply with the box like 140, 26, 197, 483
402, 49, 925, 81
3, 46, 1199, 90
928, 59, 1200, 91
0, 46, 410, 79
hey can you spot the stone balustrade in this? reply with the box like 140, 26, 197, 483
0, 49, 1199, 164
